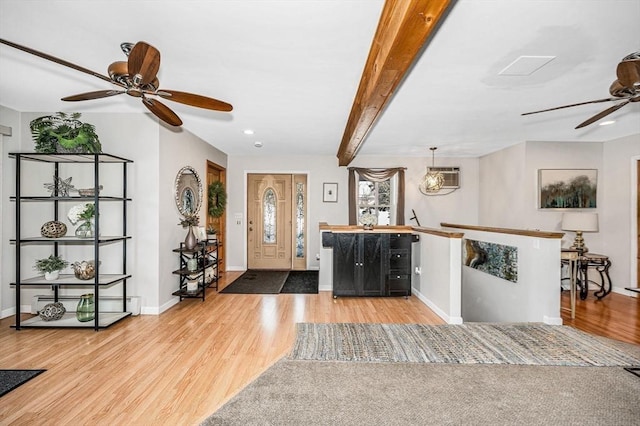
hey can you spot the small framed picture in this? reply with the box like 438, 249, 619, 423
323, 182, 338, 203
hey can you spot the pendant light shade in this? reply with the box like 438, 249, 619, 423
419, 147, 445, 194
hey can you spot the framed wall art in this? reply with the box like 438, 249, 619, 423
323, 182, 338, 203
538, 169, 597, 209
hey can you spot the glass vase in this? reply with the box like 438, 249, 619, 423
75, 220, 95, 238
76, 293, 95, 322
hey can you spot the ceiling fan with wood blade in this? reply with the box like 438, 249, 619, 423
0, 38, 233, 127
522, 52, 640, 129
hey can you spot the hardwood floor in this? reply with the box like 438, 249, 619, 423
0, 272, 637, 425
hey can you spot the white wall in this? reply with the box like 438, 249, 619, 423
158, 125, 227, 313
479, 137, 640, 296
226, 154, 481, 271
445, 226, 563, 325
352, 155, 481, 228
602, 134, 640, 291
0, 108, 162, 317
0, 106, 226, 317
412, 230, 463, 324
226, 155, 347, 271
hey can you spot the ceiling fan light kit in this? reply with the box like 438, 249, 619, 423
0, 38, 233, 127
521, 51, 640, 128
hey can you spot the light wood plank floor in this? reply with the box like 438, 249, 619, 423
0, 271, 637, 425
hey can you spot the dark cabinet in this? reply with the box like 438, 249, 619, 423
331, 232, 412, 297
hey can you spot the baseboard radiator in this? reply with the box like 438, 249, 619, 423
31, 295, 141, 316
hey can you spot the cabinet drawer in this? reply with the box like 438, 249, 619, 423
389, 233, 411, 249
386, 274, 411, 295
389, 249, 410, 270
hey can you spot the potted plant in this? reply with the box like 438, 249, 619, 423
30, 112, 102, 154
206, 225, 217, 240
34, 255, 69, 281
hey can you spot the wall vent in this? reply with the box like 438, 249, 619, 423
427, 166, 460, 188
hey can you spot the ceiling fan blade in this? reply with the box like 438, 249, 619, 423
521, 97, 623, 116
128, 42, 160, 87
608, 80, 636, 97
574, 100, 630, 129
155, 90, 233, 111
62, 90, 125, 101
142, 97, 183, 127
0, 38, 124, 88
616, 58, 640, 89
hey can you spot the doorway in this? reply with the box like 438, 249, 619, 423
247, 173, 307, 270
207, 161, 226, 273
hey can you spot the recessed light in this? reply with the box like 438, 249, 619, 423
254, 141, 263, 148
599, 120, 615, 126
243, 129, 254, 135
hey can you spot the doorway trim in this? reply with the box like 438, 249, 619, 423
243, 169, 310, 270
630, 156, 639, 293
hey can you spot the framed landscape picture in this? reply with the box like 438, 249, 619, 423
538, 169, 597, 209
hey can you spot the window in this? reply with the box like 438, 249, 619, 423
357, 177, 393, 225
348, 167, 405, 226
263, 188, 276, 243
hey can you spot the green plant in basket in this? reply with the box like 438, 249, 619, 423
30, 112, 102, 153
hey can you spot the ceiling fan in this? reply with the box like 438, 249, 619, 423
0, 38, 233, 127
522, 51, 640, 129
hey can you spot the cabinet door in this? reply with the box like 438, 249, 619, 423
333, 233, 358, 296
360, 233, 386, 296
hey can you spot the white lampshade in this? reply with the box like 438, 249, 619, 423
561, 212, 599, 232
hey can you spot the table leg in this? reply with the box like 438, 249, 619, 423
569, 259, 577, 319
594, 259, 612, 299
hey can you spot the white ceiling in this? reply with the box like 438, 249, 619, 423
1, 0, 639, 159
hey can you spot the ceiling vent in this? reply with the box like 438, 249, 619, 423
427, 166, 460, 189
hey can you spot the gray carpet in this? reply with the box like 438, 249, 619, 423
220, 270, 289, 294
0, 369, 45, 398
289, 323, 640, 366
201, 360, 640, 425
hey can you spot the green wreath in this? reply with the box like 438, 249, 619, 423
208, 181, 227, 218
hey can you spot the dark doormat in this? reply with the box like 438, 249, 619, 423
0, 369, 46, 398
280, 271, 319, 294
220, 270, 289, 294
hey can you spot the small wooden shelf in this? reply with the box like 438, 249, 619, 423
173, 241, 218, 301
12, 312, 131, 329
11, 274, 131, 286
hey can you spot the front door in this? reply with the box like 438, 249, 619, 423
207, 161, 226, 272
247, 174, 293, 269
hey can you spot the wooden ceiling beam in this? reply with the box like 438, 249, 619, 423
336, 0, 452, 166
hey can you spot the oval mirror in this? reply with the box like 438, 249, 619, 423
174, 166, 202, 216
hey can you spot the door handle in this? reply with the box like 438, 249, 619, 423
249, 227, 253, 231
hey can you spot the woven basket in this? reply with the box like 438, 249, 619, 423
41, 221, 67, 238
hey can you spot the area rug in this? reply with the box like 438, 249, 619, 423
289, 323, 640, 366
219, 270, 289, 294
0, 369, 45, 398
280, 270, 319, 294
201, 360, 640, 425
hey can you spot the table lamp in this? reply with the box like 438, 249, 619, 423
561, 212, 598, 253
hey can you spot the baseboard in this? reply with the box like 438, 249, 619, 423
411, 286, 463, 324
0, 306, 17, 320
613, 285, 639, 297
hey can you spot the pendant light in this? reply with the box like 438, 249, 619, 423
419, 147, 445, 195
